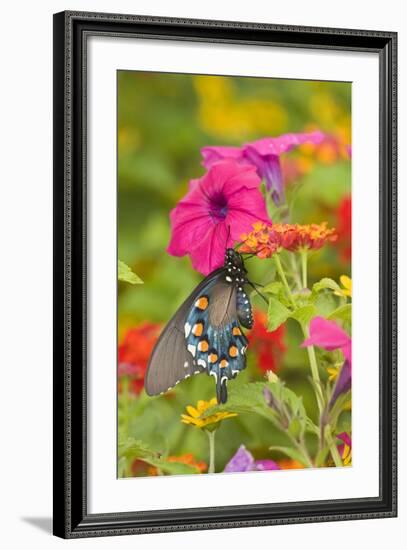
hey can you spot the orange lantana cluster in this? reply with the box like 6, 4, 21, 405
239, 221, 337, 259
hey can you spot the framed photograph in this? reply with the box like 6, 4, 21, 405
53, 11, 397, 538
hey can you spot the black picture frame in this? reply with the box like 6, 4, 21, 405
53, 10, 397, 539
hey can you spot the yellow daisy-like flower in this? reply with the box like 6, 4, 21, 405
181, 398, 237, 430
334, 275, 352, 298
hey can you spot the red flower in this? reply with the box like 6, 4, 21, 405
118, 323, 161, 394
335, 195, 351, 263
248, 310, 286, 373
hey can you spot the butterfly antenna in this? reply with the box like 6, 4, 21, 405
248, 281, 268, 305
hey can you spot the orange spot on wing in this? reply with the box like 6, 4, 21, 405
232, 326, 242, 336
219, 359, 229, 369
192, 323, 204, 336
229, 345, 238, 358
195, 296, 209, 310
198, 340, 209, 352
208, 353, 218, 364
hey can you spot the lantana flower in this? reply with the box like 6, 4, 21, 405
201, 131, 324, 205
167, 160, 270, 275
181, 398, 237, 430
224, 445, 280, 473
239, 221, 337, 259
118, 323, 161, 394
248, 310, 286, 373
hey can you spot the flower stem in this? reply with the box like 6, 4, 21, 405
274, 255, 296, 309
325, 428, 343, 467
206, 430, 216, 474
300, 250, 308, 288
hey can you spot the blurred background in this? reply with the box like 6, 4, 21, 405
117, 71, 351, 477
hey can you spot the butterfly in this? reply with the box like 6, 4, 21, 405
145, 248, 257, 404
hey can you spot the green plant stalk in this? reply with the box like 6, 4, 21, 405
325, 428, 343, 468
274, 254, 296, 309
206, 430, 216, 474
298, 252, 343, 467
300, 249, 308, 288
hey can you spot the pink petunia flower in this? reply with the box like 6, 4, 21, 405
301, 316, 352, 407
201, 131, 324, 206
167, 160, 270, 275
301, 316, 351, 365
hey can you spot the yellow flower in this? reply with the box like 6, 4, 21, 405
181, 398, 237, 430
334, 275, 352, 298
327, 366, 339, 382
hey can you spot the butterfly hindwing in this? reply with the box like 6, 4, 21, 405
184, 278, 248, 404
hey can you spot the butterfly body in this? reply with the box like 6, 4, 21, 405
145, 249, 252, 404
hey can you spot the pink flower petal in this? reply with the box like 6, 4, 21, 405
167, 160, 271, 275
245, 131, 325, 157
201, 145, 245, 169
189, 222, 229, 275
301, 316, 351, 363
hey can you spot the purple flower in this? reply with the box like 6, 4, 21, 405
201, 131, 324, 206
329, 359, 351, 409
224, 445, 280, 473
167, 160, 270, 275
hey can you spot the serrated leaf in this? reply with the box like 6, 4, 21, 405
118, 260, 143, 284
267, 296, 291, 331
312, 278, 341, 294
290, 304, 317, 327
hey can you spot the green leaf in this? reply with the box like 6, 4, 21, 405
328, 304, 352, 323
288, 417, 302, 439
315, 446, 330, 467
267, 296, 291, 331
312, 278, 341, 294
269, 446, 307, 466
118, 437, 155, 460
290, 304, 317, 328
118, 456, 128, 478
117, 437, 200, 475
118, 260, 143, 284
147, 458, 199, 476
263, 281, 284, 295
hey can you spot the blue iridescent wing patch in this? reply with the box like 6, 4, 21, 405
184, 278, 249, 403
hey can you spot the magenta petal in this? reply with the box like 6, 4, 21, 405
224, 445, 254, 472
201, 145, 245, 169
301, 316, 351, 354
337, 432, 352, 448
253, 459, 280, 471
189, 222, 229, 275
246, 131, 325, 156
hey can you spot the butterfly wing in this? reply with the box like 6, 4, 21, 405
184, 279, 248, 404
144, 269, 224, 396
145, 269, 249, 403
